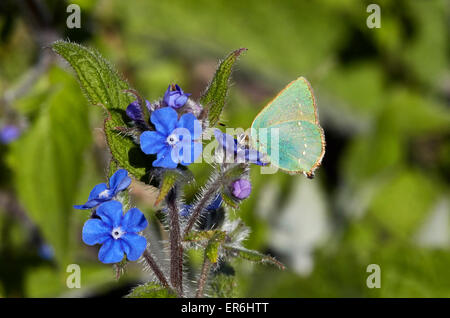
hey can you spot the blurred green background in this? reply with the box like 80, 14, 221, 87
0, 0, 449, 297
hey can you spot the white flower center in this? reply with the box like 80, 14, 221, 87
99, 189, 110, 198
166, 133, 179, 146
111, 227, 125, 240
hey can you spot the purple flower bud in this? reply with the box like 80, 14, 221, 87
231, 179, 251, 200
163, 84, 191, 109
0, 125, 21, 144
126, 100, 151, 124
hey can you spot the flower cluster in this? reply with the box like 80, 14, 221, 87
124, 84, 203, 169
74, 83, 256, 273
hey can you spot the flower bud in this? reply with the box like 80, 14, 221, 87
231, 179, 251, 200
163, 84, 191, 109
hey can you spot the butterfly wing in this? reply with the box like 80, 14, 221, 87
250, 77, 325, 176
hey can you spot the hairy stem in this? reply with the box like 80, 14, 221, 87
183, 178, 222, 238
167, 188, 183, 296
195, 256, 211, 298
142, 249, 170, 289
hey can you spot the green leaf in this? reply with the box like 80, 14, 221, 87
221, 191, 239, 209
8, 67, 91, 265
52, 40, 154, 182
205, 231, 227, 263
200, 48, 247, 126
184, 230, 224, 243
224, 245, 285, 270
209, 273, 238, 298
154, 169, 189, 206
126, 282, 177, 298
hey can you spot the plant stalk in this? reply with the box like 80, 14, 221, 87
167, 188, 183, 296
195, 256, 211, 298
183, 178, 222, 238
142, 249, 170, 289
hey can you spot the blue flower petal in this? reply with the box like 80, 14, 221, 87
121, 233, 147, 261
163, 85, 172, 104
165, 92, 179, 108
109, 169, 131, 194
174, 95, 188, 108
115, 175, 132, 193
245, 148, 268, 166
164, 84, 191, 109
73, 198, 103, 210
214, 129, 237, 155
73, 204, 90, 210
126, 100, 152, 123
88, 183, 109, 201
179, 140, 202, 166
140, 131, 166, 155
82, 219, 111, 245
179, 205, 192, 217
126, 101, 144, 122
207, 194, 223, 211
121, 208, 148, 233
96, 201, 123, 228
98, 238, 124, 264
153, 146, 178, 169
150, 107, 178, 136
177, 113, 201, 139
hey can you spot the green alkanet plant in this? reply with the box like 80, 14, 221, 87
52, 40, 285, 298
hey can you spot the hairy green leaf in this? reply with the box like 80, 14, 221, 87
126, 282, 177, 298
52, 40, 154, 182
221, 191, 239, 209
155, 169, 182, 206
205, 231, 227, 263
209, 273, 238, 298
224, 245, 285, 270
184, 230, 225, 243
200, 48, 247, 126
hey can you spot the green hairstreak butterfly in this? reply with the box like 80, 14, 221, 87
250, 77, 325, 178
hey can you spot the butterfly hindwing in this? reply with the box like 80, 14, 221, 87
250, 77, 325, 176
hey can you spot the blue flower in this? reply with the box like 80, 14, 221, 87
163, 84, 191, 109
82, 201, 148, 264
0, 125, 21, 144
140, 107, 202, 169
74, 169, 132, 210
214, 129, 267, 166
